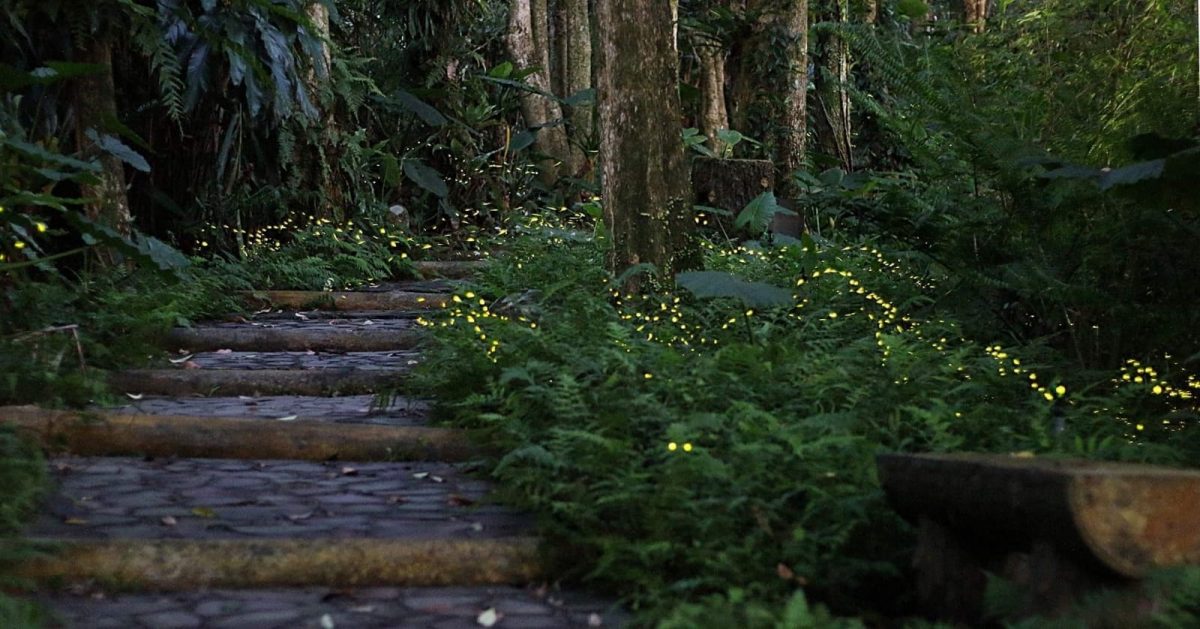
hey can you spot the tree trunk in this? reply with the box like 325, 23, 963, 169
559, 0, 592, 178
694, 35, 730, 155
507, 0, 572, 184
774, 0, 808, 195
813, 0, 853, 171
74, 33, 133, 256
596, 0, 693, 286
306, 1, 342, 215
964, 0, 988, 33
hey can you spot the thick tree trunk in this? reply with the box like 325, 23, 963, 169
694, 35, 730, 155
596, 0, 692, 286
964, 0, 988, 33
813, 0, 853, 171
775, 0, 808, 194
508, 0, 572, 184
74, 34, 133, 255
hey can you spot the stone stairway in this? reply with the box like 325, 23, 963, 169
5, 263, 621, 628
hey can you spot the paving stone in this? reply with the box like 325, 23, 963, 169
137, 610, 202, 628
102, 395, 432, 426
29, 457, 529, 541
180, 350, 422, 371
38, 587, 623, 628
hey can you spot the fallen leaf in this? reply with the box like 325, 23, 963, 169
64, 518, 88, 525
588, 613, 603, 627
287, 512, 313, 521
476, 608, 501, 627
362, 320, 374, 325
447, 494, 476, 507
341, 466, 359, 476
306, 350, 316, 355
349, 605, 375, 613
276, 415, 298, 422
125, 393, 144, 400
430, 475, 444, 483
412, 472, 429, 480
168, 354, 194, 364
295, 313, 309, 321
776, 563, 795, 580
191, 507, 216, 518
161, 516, 177, 526
471, 522, 484, 532
215, 349, 233, 354
320, 613, 335, 629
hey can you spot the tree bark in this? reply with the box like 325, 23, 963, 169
964, 0, 988, 33
559, 0, 592, 177
74, 33, 133, 255
694, 34, 730, 155
813, 0, 853, 171
596, 0, 693, 285
306, 1, 342, 214
508, 0, 572, 184
774, 0, 808, 194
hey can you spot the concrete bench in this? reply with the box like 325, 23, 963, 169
877, 453, 1200, 622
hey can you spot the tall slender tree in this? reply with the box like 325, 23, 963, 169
774, 0, 809, 193
74, 28, 134, 252
596, 0, 692, 284
813, 0, 853, 171
554, 0, 592, 177
508, 0, 573, 184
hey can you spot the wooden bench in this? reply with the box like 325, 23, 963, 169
877, 453, 1200, 622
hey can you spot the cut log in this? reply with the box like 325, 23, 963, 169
878, 452, 1200, 620
413, 260, 488, 280
244, 291, 449, 312
0, 406, 474, 461
109, 368, 405, 396
164, 326, 427, 353
17, 537, 542, 589
878, 453, 1200, 578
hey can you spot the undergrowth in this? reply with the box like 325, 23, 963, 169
415, 221, 1198, 626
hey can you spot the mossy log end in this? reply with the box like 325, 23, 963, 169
413, 260, 488, 280
0, 406, 474, 461
109, 368, 406, 397
164, 326, 427, 353
244, 291, 449, 312
17, 537, 543, 590
878, 452, 1200, 578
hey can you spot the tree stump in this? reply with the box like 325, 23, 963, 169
877, 453, 1200, 623
691, 157, 773, 224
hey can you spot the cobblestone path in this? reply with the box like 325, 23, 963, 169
9, 269, 624, 628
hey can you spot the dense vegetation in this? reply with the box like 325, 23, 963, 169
2, 0, 1198, 626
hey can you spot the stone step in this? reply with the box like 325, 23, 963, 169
105, 395, 432, 426
165, 323, 427, 353
20, 457, 540, 589
413, 259, 489, 280
157, 350, 421, 371
39, 585, 623, 628
1, 406, 474, 461
245, 290, 450, 312
110, 367, 406, 397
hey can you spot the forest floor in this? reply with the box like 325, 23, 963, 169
10, 263, 624, 628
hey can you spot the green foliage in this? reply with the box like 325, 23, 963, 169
417, 220, 1194, 624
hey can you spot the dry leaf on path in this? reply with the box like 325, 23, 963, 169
161, 516, 177, 526
276, 415, 298, 422
168, 354, 194, 364
125, 393, 144, 400
588, 613, 603, 627
476, 608, 501, 627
